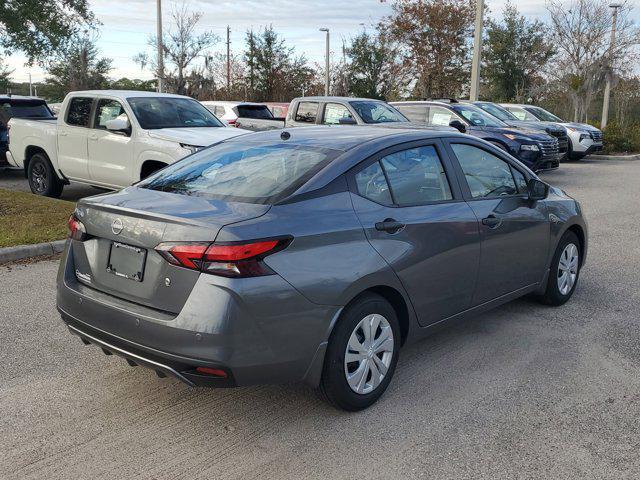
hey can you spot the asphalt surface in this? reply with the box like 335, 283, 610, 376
1, 157, 639, 479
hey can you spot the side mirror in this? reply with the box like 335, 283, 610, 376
338, 117, 357, 125
527, 178, 549, 201
449, 119, 466, 133
105, 115, 131, 134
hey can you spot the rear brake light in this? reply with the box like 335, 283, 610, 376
195, 367, 228, 377
155, 238, 291, 277
67, 214, 87, 241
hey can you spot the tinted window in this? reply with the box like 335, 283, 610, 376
128, 97, 223, 129
0, 100, 53, 126
451, 144, 517, 198
381, 146, 452, 205
94, 99, 128, 129
349, 101, 407, 124
236, 105, 274, 119
395, 105, 427, 123
323, 103, 353, 125
355, 161, 392, 204
427, 106, 456, 126
66, 97, 93, 127
139, 143, 338, 204
452, 105, 505, 127
295, 102, 319, 123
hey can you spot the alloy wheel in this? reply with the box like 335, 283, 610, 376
557, 243, 579, 295
31, 162, 48, 194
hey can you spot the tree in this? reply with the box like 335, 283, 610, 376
42, 34, 112, 100
389, 0, 476, 99
110, 78, 156, 92
546, 0, 640, 122
141, 3, 218, 95
0, 58, 11, 91
0, 0, 94, 63
482, 2, 555, 102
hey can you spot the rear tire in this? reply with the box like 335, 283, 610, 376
537, 231, 581, 306
27, 153, 63, 198
318, 293, 400, 411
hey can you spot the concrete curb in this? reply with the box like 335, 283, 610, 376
0, 240, 66, 264
590, 153, 640, 161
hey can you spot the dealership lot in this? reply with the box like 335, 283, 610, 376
1, 157, 639, 479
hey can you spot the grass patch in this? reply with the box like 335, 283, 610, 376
0, 189, 74, 248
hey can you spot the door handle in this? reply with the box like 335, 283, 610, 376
59, 132, 68, 137
375, 218, 405, 234
482, 215, 502, 229
88, 134, 98, 140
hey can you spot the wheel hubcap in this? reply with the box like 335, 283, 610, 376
31, 163, 48, 193
557, 243, 579, 295
344, 313, 394, 395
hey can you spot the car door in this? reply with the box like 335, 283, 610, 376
348, 140, 481, 327
57, 96, 94, 181
88, 98, 135, 188
444, 140, 550, 305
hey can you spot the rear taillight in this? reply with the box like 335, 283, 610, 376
155, 238, 291, 278
67, 214, 87, 241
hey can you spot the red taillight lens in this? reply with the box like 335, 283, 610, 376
67, 214, 87, 241
155, 238, 290, 277
195, 367, 228, 378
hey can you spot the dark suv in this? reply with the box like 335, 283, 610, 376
471, 101, 569, 161
0, 95, 54, 166
391, 100, 560, 172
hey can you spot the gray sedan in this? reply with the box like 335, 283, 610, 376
57, 126, 587, 411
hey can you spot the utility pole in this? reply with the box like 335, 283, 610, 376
319, 28, 330, 96
601, 3, 621, 129
469, 0, 484, 101
226, 25, 231, 91
156, 0, 164, 93
249, 28, 254, 96
28, 72, 32, 96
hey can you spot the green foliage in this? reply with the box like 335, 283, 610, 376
110, 78, 156, 91
0, 0, 94, 63
482, 2, 555, 102
601, 121, 640, 154
0, 58, 11, 91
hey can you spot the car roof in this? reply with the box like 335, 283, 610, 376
68, 90, 194, 100
297, 96, 389, 103
200, 100, 265, 106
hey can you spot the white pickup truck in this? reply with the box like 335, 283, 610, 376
6, 90, 248, 197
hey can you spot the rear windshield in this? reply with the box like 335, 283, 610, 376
0, 100, 54, 126
138, 142, 340, 204
127, 97, 224, 129
236, 105, 274, 119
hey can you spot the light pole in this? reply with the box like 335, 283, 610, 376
156, 0, 164, 93
601, 3, 621, 129
320, 28, 330, 96
469, 0, 484, 101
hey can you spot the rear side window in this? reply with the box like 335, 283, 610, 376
355, 161, 392, 205
139, 143, 339, 204
395, 105, 427, 123
381, 146, 452, 205
66, 97, 94, 127
236, 105, 273, 119
295, 102, 319, 123
451, 144, 517, 198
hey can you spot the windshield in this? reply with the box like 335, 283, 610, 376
526, 106, 564, 122
0, 100, 54, 126
127, 97, 224, 129
475, 103, 518, 122
451, 105, 506, 127
349, 101, 408, 124
138, 142, 340, 204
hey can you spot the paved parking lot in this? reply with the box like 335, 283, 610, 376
1, 157, 639, 479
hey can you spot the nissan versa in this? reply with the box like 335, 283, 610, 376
57, 127, 587, 411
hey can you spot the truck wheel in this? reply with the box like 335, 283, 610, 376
28, 153, 63, 198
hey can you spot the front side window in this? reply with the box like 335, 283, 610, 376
512, 167, 528, 193
127, 97, 223, 129
139, 142, 338, 204
323, 103, 353, 125
505, 106, 538, 122
427, 106, 456, 126
527, 106, 564, 123
355, 161, 392, 204
349, 101, 407, 124
295, 102, 319, 123
452, 105, 505, 127
95, 99, 128, 129
476, 103, 518, 122
381, 146, 452, 205
451, 143, 518, 198
66, 97, 94, 127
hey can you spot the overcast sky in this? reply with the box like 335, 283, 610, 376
5, 0, 637, 83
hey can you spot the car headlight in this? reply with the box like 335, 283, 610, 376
520, 144, 540, 152
579, 133, 590, 142
180, 143, 204, 154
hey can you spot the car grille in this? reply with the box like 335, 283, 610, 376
591, 130, 603, 142
539, 138, 560, 161
546, 130, 569, 153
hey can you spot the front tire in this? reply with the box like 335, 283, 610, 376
27, 153, 63, 198
318, 293, 400, 411
537, 231, 581, 306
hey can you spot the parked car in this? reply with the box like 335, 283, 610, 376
470, 101, 569, 161
57, 126, 587, 411
200, 101, 280, 128
0, 95, 55, 167
391, 100, 561, 172
501, 104, 603, 160
7, 90, 248, 197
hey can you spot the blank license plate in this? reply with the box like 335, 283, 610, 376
107, 242, 147, 282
